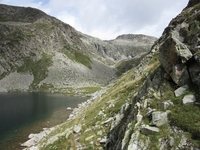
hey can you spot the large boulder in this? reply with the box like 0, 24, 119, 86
158, 1, 200, 88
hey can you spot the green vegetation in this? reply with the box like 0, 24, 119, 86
147, 79, 200, 145
44, 135, 76, 150
63, 45, 92, 69
17, 53, 53, 90
115, 55, 145, 76
77, 86, 101, 95
37, 54, 161, 149
168, 89, 200, 139
34, 22, 55, 32
38, 83, 54, 92
0, 30, 25, 45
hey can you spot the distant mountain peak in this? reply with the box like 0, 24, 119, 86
115, 34, 156, 40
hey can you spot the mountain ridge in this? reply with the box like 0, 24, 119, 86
0, 4, 157, 93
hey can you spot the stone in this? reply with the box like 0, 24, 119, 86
73, 124, 82, 133
171, 64, 190, 86
65, 129, 73, 139
172, 37, 193, 64
174, 85, 188, 97
143, 99, 148, 108
140, 125, 160, 135
158, 33, 194, 87
158, 101, 170, 110
144, 108, 156, 117
158, 100, 174, 110
188, 62, 200, 87
146, 98, 154, 107
151, 111, 168, 126
97, 130, 103, 136
169, 136, 175, 147
178, 135, 187, 148
67, 107, 72, 110
153, 92, 161, 100
136, 114, 143, 123
85, 135, 94, 141
136, 102, 141, 109
182, 94, 196, 105
98, 110, 104, 116
122, 129, 131, 149
21, 128, 54, 147
128, 143, 138, 150
99, 136, 107, 144
108, 103, 115, 108
104, 117, 113, 124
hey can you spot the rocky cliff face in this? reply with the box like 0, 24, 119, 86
105, 0, 200, 149
159, 0, 200, 88
0, 4, 157, 93
79, 32, 156, 65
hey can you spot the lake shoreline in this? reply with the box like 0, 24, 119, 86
0, 92, 88, 150
21, 88, 107, 149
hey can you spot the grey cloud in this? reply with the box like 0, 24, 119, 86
0, 0, 189, 39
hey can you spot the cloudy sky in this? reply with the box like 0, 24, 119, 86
0, 0, 189, 40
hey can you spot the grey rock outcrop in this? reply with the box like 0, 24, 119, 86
158, 1, 200, 87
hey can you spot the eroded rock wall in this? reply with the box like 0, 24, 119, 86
159, 1, 200, 88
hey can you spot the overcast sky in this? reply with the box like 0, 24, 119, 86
0, 0, 189, 40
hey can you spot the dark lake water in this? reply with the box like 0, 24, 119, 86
0, 92, 88, 150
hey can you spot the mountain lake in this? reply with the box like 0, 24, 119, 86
0, 92, 88, 150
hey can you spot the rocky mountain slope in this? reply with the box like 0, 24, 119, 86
22, 0, 200, 149
0, 4, 157, 93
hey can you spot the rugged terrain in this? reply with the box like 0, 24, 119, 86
1, 0, 200, 150
0, 4, 156, 94
20, 0, 200, 150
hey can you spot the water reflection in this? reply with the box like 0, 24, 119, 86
0, 92, 87, 149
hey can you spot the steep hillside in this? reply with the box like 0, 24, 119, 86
0, 4, 157, 93
79, 33, 157, 65
22, 0, 200, 149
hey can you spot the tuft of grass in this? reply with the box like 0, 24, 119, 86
115, 55, 145, 76
63, 45, 92, 69
161, 86, 200, 140
77, 86, 101, 95
169, 94, 200, 140
38, 83, 54, 92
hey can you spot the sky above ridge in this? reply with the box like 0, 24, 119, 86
0, 0, 188, 40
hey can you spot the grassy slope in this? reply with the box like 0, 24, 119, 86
35, 52, 160, 149
36, 49, 200, 149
